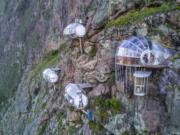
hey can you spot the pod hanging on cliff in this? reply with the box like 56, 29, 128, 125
116, 36, 172, 67
42, 68, 61, 83
115, 36, 173, 96
64, 83, 94, 109
63, 19, 86, 54
63, 19, 86, 38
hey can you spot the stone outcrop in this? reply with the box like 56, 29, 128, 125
89, 84, 110, 97
0, 0, 179, 135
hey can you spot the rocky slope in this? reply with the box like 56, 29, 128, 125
0, 0, 180, 135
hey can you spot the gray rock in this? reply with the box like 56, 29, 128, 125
145, 99, 166, 130
76, 55, 89, 68
88, 84, 110, 97
173, 59, 180, 70
84, 69, 109, 83
166, 88, 180, 127
136, 23, 148, 36
134, 112, 146, 134
92, 0, 109, 29
68, 111, 81, 122
167, 10, 180, 28
74, 69, 84, 83
109, 0, 129, 15
159, 69, 179, 94
96, 60, 111, 74
164, 125, 180, 135
100, 40, 113, 50
81, 60, 98, 71
177, 0, 180, 4
84, 45, 93, 54
83, 42, 95, 55
105, 114, 131, 134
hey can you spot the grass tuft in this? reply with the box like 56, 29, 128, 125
107, 3, 174, 28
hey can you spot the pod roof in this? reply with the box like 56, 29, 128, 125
116, 36, 172, 67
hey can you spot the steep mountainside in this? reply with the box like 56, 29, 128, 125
0, 0, 180, 135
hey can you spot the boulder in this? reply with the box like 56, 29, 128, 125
73, 69, 84, 83
88, 84, 110, 97
172, 59, 180, 70
166, 88, 180, 127
148, 82, 160, 96
84, 70, 109, 83
96, 60, 111, 74
136, 23, 148, 36
95, 72, 109, 82
100, 40, 117, 50
81, 60, 98, 71
167, 11, 180, 28
68, 111, 81, 122
133, 112, 146, 134
84, 45, 93, 54
91, 0, 109, 29
84, 41, 94, 54
159, 69, 179, 94
100, 40, 112, 50
89, 31, 103, 43
105, 114, 131, 134
109, 0, 130, 15
76, 55, 89, 68
177, 0, 180, 5
134, 99, 166, 133
62, 61, 75, 80
142, 110, 161, 132
100, 48, 115, 61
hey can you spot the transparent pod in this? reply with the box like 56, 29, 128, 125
63, 23, 86, 38
116, 36, 172, 66
64, 83, 88, 109
42, 68, 59, 83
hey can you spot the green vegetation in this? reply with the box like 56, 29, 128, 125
110, 97, 122, 113
92, 97, 122, 121
66, 126, 77, 134
170, 54, 180, 62
167, 84, 174, 91
56, 112, 64, 128
107, 3, 174, 28
23, 50, 60, 92
41, 102, 47, 109
37, 122, 48, 135
122, 131, 129, 135
89, 121, 105, 133
93, 97, 122, 113
30, 51, 60, 80
89, 44, 97, 57
176, 6, 180, 10
42, 9, 51, 20
107, 72, 116, 86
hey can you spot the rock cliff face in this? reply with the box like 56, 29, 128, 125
0, 0, 180, 135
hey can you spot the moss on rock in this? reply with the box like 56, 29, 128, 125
170, 54, 180, 62
37, 122, 48, 135
107, 3, 173, 28
92, 97, 122, 122
107, 72, 116, 86
89, 121, 105, 134
89, 44, 97, 57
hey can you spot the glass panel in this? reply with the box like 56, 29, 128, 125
116, 36, 172, 66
